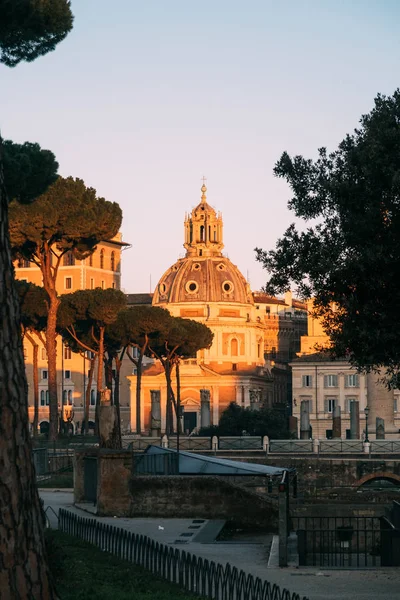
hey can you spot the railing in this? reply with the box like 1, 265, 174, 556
319, 440, 364, 454
34, 447, 73, 477
169, 436, 212, 451
219, 437, 263, 450
59, 509, 309, 600
123, 437, 163, 451
293, 516, 381, 568
268, 440, 313, 454
370, 440, 400, 453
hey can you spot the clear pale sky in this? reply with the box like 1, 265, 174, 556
1, 1, 400, 293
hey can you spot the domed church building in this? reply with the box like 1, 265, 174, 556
128, 184, 274, 434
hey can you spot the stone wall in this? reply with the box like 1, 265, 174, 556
128, 475, 278, 530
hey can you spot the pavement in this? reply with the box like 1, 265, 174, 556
39, 489, 400, 600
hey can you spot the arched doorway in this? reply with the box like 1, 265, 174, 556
39, 421, 49, 436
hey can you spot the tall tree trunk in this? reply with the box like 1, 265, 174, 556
113, 349, 125, 439
164, 361, 176, 435
0, 151, 56, 597
95, 327, 105, 435
176, 360, 182, 434
84, 355, 96, 435
25, 331, 39, 437
45, 292, 60, 441
136, 352, 143, 434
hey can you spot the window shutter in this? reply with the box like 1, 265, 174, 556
324, 376, 328, 388
324, 398, 329, 412
344, 376, 348, 388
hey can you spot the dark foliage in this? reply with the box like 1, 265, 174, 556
256, 90, 400, 376
0, 0, 74, 67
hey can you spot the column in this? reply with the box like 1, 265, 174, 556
212, 386, 219, 425
150, 390, 161, 437
350, 401, 360, 439
332, 404, 341, 439
300, 400, 310, 440
200, 389, 211, 428
160, 386, 167, 433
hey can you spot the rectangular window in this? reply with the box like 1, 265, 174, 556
65, 277, 72, 290
45, 390, 49, 405
90, 278, 94, 289
101, 280, 105, 289
42, 370, 48, 380
64, 346, 72, 360
64, 370, 71, 380
325, 397, 337, 413
112, 282, 116, 289
41, 348, 47, 360
232, 363, 237, 371
345, 374, 359, 388
324, 374, 338, 388
394, 398, 398, 413
302, 375, 313, 387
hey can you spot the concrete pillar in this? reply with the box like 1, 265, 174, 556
249, 389, 261, 411
350, 401, 360, 439
332, 404, 341, 439
212, 386, 219, 425
376, 417, 385, 439
200, 389, 211, 428
150, 390, 161, 437
300, 400, 310, 440
289, 416, 298, 437
366, 372, 397, 438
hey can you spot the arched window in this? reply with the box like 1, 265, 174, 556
68, 390, 73, 406
40, 391, 45, 406
200, 225, 204, 241
111, 251, 115, 271
100, 249, 104, 269
63, 390, 67, 405
45, 390, 49, 405
90, 389, 96, 406
231, 338, 239, 356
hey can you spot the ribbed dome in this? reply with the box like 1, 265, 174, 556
153, 255, 254, 305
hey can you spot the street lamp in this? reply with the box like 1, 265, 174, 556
364, 406, 370, 443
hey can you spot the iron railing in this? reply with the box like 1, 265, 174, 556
219, 437, 263, 451
268, 440, 313, 454
370, 440, 400, 453
123, 437, 163, 451
293, 516, 381, 568
169, 436, 212, 451
59, 509, 309, 600
318, 440, 364, 454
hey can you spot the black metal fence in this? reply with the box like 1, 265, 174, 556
293, 516, 381, 568
59, 509, 309, 600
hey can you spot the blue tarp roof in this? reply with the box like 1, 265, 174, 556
143, 445, 289, 476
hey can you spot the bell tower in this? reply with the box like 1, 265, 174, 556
183, 183, 224, 257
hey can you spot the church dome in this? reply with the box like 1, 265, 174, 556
153, 183, 253, 306
153, 255, 254, 305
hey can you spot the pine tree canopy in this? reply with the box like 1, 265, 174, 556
0, 0, 74, 67
9, 176, 123, 261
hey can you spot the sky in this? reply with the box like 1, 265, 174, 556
1, 1, 400, 294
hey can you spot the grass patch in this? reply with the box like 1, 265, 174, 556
46, 530, 196, 600
38, 472, 73, 488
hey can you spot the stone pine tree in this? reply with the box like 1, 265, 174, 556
255, 90, 400, 380
0, 2, 73, 597
109, 305, 172, 434
9, 176, 122, 440
149, 317, 213, 434
15, 280, 48, 436
59, 288, 127, 443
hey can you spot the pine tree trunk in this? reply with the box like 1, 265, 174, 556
46, 293, 60, 441
25, 332, 39, 437
0, 151, 56, 597
95, 327, 105, 435
84, 355, 96, 435
136, 353, 143, 434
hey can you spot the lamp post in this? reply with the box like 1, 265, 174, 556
364, 405, 370, 443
